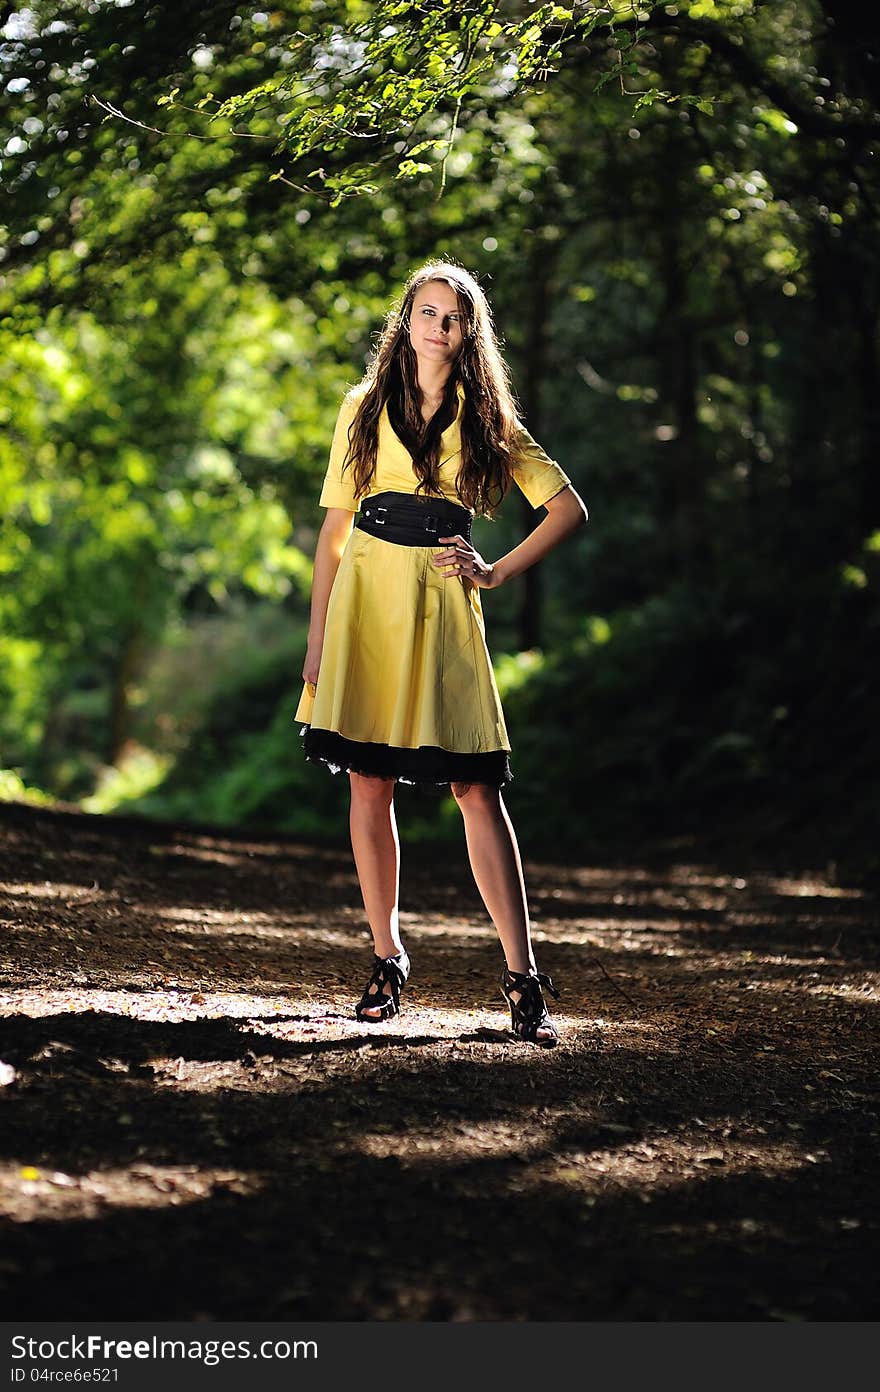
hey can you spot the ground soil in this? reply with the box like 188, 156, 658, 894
0, 800, 878, 1321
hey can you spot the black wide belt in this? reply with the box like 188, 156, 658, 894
355, 490, 473, 546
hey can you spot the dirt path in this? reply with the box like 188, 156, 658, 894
0, 802, 877, 1320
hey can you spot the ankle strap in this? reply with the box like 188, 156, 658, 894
503, 967, 560, 1000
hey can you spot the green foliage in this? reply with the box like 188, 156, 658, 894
0, 233, 378, 790
173, 3, 680, 203
124, 608, 347, 835
0, 769, 54, 808
1, 0, 878, 872
507, 558, 880, 872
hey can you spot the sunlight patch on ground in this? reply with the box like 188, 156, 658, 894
151, 845, 282, 869
532, 927, 694, 951
0, 880, 101, 900
0, 987, 308, 1022
150, 906, 372, 949
761, 876, 865, 900
2, 1127, 814, 1227
156, 906, 303, 940
0, 986, 605, 1055
737, 952, 870, 969
356, 1120, 549, 1164
1, 1161, 259, 1223
152, 837, 345, 864
725, 910, 867, 932
0, 989, 546, 1040
804, 980, 879, 1001
528, 865, 657, 884
525, 918, 687, 935
353, 1117, 818, 1195
401, 920, 516, 942
248, 1004, 555, 1046
665, 867, 749, 887
529, 1130, 819, 1196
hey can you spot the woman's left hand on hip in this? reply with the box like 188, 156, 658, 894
432, 535, 497, 589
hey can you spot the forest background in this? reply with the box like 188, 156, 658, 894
1, 0, 877, 876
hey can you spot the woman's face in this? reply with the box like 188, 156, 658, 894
408, 280, 464, 369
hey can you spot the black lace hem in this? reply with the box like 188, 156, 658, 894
299, 725, 513, 791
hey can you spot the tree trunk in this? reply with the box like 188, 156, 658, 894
108, 624, 145, 766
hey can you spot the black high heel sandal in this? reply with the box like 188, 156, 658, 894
355, 949, 411, 1023
501, 966, 560, 1047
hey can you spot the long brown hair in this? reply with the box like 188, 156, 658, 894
340, 259, 522, 517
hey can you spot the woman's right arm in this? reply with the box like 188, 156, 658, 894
302, 508, 356, 685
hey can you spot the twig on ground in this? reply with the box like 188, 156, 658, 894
590, 956, 640, 1009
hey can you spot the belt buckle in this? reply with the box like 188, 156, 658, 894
424, 512, 440, 536
369, 505, 387, 526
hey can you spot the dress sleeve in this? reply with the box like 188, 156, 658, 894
318, 391, 361, 510
508, 421, 572, 510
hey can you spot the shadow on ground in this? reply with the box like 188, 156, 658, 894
0, 802, 877, 1320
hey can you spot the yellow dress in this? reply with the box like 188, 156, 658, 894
294, 380, 572, 788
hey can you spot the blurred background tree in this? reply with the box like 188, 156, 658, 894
1, 1, 877, 875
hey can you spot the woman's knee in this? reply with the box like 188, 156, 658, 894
349, 770, 396, 805
450, 780, 501, 810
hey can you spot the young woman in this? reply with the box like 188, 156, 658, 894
295, 259, 588, 1045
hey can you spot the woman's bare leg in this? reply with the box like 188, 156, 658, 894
450, 781, 555, 1041
450, 782, 533, 971
348, 771, 404, 1017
